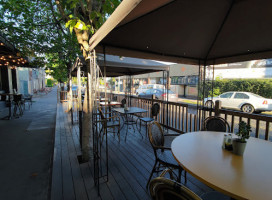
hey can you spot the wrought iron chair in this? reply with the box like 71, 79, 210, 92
136, 103, 160, 136
121, 98, 126, 108
98, 107, 121, 142
23, 94, 33, 109
147, 121, 186, 188
149, 169, 201, 200
202, 116, 230, 132
150, 169, 230, 200
112, 95, 118, 101
13, 94, 23, 117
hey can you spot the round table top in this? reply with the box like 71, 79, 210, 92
171, 131, 272, 200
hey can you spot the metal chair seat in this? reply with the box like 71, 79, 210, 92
147, 121, 186, 188
139, 117, 154, 122
157, 150, 180, 167
137, 103, 160, 136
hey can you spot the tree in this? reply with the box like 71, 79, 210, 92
0, 0, 121, 162
55, 0, 121, 161
55, 0, 120, 59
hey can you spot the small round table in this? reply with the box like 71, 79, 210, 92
171, 131, 272, 200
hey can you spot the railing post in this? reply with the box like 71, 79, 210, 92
215, 100, 222, 117
151, 94, 155, 105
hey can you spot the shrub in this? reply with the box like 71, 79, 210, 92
47, 79, 53, 87
204, 79, 272, 98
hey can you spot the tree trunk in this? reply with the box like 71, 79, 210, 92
82, 59, 92, 162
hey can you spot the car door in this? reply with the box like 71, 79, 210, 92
144, 89, 152, 99
231, 92, 250, 109
218, 92, 234, 108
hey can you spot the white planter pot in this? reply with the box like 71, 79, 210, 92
232, 139, 247, 156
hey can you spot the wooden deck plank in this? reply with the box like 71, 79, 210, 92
50, 105, 63, 200
59, 106, 76, 200
79, 163, 101, 200
64, 120, 89, 200
51, 102, 214, 200
106, 143, 150, 200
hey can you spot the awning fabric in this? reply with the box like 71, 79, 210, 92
89, 0, 272, 65
71, 55, 169, 77
0, 33, 29, 67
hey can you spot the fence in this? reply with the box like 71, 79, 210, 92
60, 89, 272, 141
112, 93, 272, 141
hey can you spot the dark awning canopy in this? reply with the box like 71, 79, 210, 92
89, 0, 272, 65
0, 33, 29, 67
71, 54, 169, 77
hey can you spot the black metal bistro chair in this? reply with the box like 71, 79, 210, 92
147, 121, 186, 188
13, 94, 24, 117
202, 116, 230, 132
121, 98, 126, 108
149, 169, 230, 200
23, 94, 33, 109
136, 103, 160, 136
98, 107, 121, 142
149, 169, 201, 200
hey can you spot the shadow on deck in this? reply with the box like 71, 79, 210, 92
51, 102, 213, 200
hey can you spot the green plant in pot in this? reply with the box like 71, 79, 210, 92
232, 121, 251, 156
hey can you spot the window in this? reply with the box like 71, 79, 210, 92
141, 85, 147, 89
220, 92, 233, 98
234, 93, 249, 99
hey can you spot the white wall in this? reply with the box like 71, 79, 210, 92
213, 67, 272, 79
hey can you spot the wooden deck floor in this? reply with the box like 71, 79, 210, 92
51, 102, 214, 200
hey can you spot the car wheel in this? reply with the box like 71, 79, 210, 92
205, 100, 214, 108
241, 104, 254, 114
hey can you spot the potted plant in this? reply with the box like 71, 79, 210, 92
232, 121, 251, 156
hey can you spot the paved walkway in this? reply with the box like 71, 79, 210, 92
0, 87, 57, 200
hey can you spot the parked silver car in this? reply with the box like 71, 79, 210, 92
204, 91, 272, 113
138, 89, 178, 102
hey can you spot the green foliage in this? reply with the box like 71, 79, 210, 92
204, 79, 272, 98
236, 121, 251, 143
46, 53, 69, 83
0, 0, 121, 81
46, 79, 54, 87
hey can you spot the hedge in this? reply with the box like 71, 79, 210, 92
204, 79, 272, 98
46, 79, 54, 87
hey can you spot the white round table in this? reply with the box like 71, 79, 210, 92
171, 131, 272, 200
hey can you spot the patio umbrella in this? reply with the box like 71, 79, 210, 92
89, 0, 272, 65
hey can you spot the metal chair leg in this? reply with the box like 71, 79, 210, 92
146, 160, 158, 188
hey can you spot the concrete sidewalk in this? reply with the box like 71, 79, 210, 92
0, 87, 57, 200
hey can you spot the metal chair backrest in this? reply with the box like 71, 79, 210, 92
121, 98, 126, 108
151, 103, 160, 118
148, 121, 165, 152
149, 177, 202, 200
112, 96, 118, 101
13, 94, 22, 102
203, 116, 230, 132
